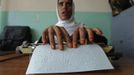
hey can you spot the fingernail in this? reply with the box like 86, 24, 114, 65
59, 45, 64, 50
51, 45, 55, 49
73, 43, 77, 48
80, 40, 85, 45
68, 43, 73, 48
90, 38, 94, 43
42, 42, 45, 45
43, 42, 46, 45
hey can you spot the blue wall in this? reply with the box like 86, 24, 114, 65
0, 11, 8, 33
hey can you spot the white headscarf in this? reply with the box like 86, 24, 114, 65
56, 0, 79, 36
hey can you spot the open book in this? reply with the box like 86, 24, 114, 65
26, 44, 113, 74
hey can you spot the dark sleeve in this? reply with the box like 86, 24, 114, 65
94, 32, 108, 45
38, 37, 42, 43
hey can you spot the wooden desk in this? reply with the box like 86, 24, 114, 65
0, 53, 29, 75
0, 53, 134, 75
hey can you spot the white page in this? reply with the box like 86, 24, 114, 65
26, 44, 113, 75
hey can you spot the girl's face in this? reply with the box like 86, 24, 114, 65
58, 0, 73, 20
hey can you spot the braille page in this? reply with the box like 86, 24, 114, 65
26, 44, 113, 75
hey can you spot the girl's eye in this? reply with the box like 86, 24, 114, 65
67, 3, 72, 7
58, 2, 63, 7
58, 2, 72, 8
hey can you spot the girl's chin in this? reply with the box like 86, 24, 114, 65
61, 17, 70, 20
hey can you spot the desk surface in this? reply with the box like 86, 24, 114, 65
0, 53, 134, 75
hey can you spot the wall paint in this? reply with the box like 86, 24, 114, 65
0, 11, 7, 33
0, 0, 7, 33
6, 0, 111, 12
